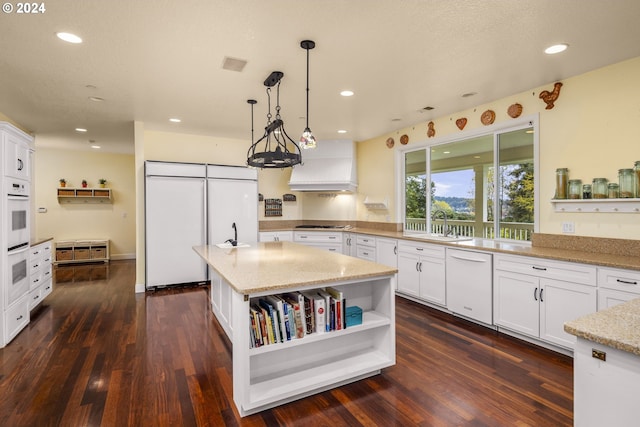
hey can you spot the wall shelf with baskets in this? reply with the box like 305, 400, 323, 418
57, 188, 112, 203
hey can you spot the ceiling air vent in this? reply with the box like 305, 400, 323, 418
222, 57, 247, 72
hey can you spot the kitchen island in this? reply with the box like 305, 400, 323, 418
193, 241, 397, 417
565, 298, 640, 427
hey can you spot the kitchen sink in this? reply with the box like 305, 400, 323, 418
215, 242, 251, 248
405, 233, 473, 242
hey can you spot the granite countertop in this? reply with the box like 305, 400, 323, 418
565, 298, 640, 356
193, 241, 397, 295
31, 237, 54, 246
264, 226, 640, 271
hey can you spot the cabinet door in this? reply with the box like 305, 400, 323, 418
342, 233, 355, 256
376, 238, 398, 268
540, 278, 596, 349
397, 252, 420, 297
419, 255, 446, 306
3, 133, 30, 180
493, 270, 539, 337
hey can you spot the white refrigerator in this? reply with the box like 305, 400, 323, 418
145, 161, 208, 289
207, 165, 258, 246
145, 161, 258, 290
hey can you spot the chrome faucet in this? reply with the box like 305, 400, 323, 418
431, 208, 451, 237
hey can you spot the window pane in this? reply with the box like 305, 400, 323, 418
430, 136, 493, 238
405, 149, 427, 232
497, 128, 534, 241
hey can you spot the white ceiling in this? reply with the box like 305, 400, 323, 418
1, 0, 640, 154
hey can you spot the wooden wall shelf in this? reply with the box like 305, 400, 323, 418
57, 187, 112, 203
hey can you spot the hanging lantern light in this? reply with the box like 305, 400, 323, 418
299, 40, 316, 149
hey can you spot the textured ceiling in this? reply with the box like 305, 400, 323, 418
1, 0, 639, 153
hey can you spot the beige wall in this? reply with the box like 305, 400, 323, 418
33, 147, 136, 258
357, 56, 640, 240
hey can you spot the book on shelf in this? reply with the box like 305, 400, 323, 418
282, 293, 305, 338
265, 295, 289, 341
316, 290, 332, 332
299, 291, 315, 334
326, 287, 345, 330
301, 290, 326, 333
259, 298, 282, 343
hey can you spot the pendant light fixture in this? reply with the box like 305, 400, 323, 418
299, 40, 316, 149
247, 71, 302, 168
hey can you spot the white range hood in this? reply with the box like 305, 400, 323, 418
288, 140, 357, 192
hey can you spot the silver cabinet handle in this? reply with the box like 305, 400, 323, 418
449, 254, 487, 263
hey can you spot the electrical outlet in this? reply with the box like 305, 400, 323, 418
562, 222, 575, 233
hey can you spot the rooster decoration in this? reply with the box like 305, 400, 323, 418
539, 82, 563, 109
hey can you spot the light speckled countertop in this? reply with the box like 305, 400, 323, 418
193, 242, 397, 295
271, 226, 640, 271
565, 298, 640, 356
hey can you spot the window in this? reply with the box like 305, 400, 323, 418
402, 118, 537, 242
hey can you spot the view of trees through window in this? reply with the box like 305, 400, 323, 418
404, 126, 535, 241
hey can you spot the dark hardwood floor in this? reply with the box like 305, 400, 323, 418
0, 260, 573, 426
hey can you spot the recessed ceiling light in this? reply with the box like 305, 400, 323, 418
544, 43, 569, 54
56, 32, 83, 44
75, 128, 87, 132
91, 145, 101, 149
462, 92, 477, 98
443, 151, 451, 154
88, 96, 104, 102
337, 130, 347, 134
340, 90, 354, 97
391, 118, 402, 122
89, 139, 100, 149
473, 155, 481, 159
169, 118, 181, 123
422, 106, 435, 111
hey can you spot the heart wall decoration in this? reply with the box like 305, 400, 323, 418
455, 118, 467, 130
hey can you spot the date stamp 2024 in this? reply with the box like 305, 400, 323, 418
2, 2, 46, 14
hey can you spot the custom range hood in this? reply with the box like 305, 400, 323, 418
288, 140, 357, 192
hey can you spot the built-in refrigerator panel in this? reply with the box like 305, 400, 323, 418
207, 165, 258, 246
145, 161, 207, 289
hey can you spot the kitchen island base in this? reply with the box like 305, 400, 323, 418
198, 242, 396, 417
229, 274, 395, 417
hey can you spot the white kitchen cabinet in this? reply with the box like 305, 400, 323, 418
397, 241, 446, 306
355, 234, 376, 261
259, 231, 293, 242
597, 267, 640, 310
342, 232, 356, 256
494, 254, 597, 350
294, 231, 342, 253
574, 337, 640, 427
375, 237, 398, 269
2, 123, 32, 181
28, 240, 53, 310
446, 249, 492, 325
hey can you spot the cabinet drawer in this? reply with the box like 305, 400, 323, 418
494, 254, 596, 286
356, 246, 376, 261
598, 267, 640, 294
398, 241, 445, 259
294, 231, 341, 243
356, 235, 376, 246
6, 296, 29, 342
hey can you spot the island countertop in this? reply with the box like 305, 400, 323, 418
565, 298, 640, 356
193, 241, 398, 295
